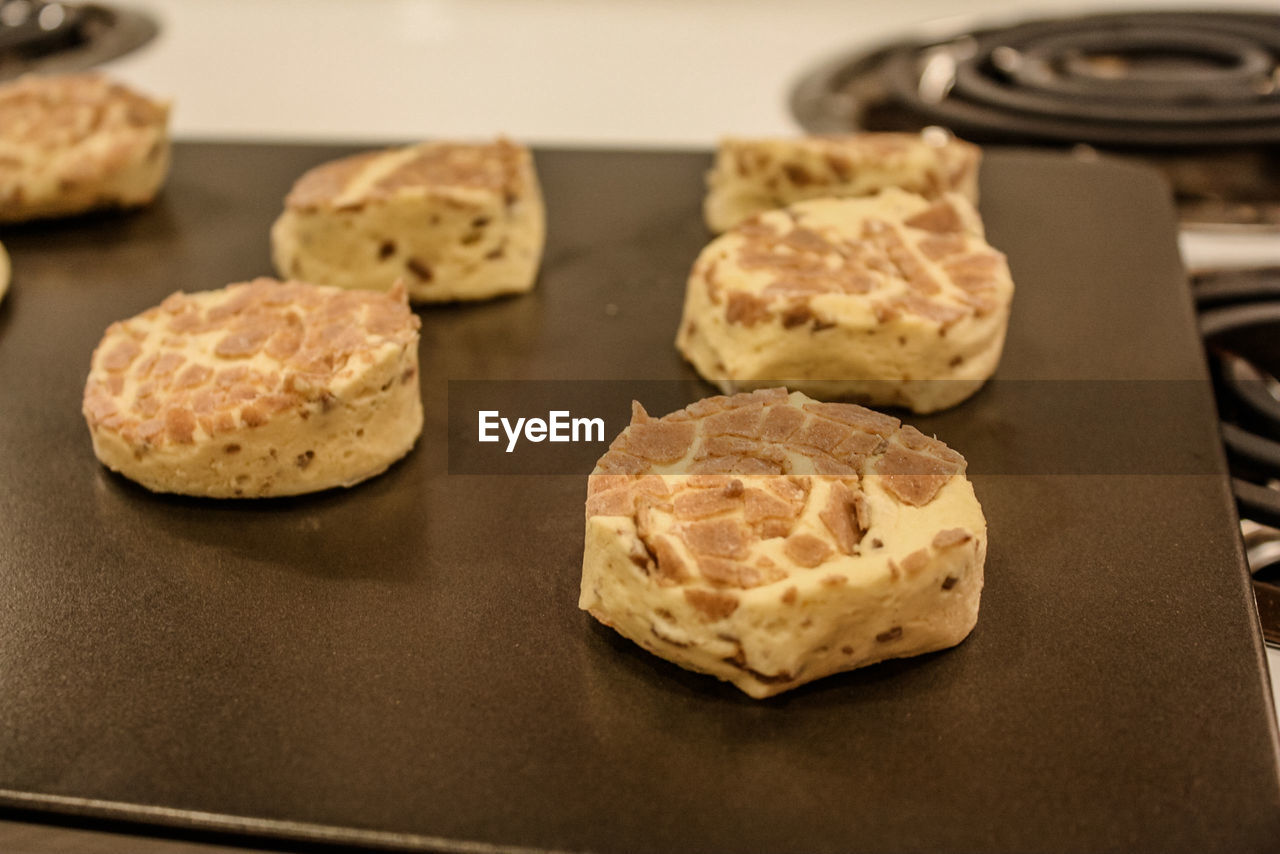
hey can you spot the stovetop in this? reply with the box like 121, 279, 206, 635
1197, 267, 1280, 642
0, 3, 1277, 850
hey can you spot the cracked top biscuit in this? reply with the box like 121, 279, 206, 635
272, 137, 544, 303
283, 138, 530, 212
580, 388, 985, 697
588, 388, 967, 601
83, 278, 420, 451
696, 189, 1009, 333
0, 72, 170, 222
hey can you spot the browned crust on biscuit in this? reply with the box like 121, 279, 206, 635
587, 390, 968, 591
705, 194, 1008, 332
83, 278, 419, 450
0, 73, 168, 212
284, 139, 531, 212
0, 73, 166, 150
714, 133, 979, 202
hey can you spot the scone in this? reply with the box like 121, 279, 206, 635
0, 72, 170, 223
676, 188, 1014, 413
82, 278, 423, 498
271, 139, 545, 303
580, 388, 985, 699
704, 131, 980, 233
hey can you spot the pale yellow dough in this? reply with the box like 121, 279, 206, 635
580, 388, 986, 699
677, 189, 1015, 413
271, 139, 545, 303
83, 278, 423, 498
0, 73, 170, 223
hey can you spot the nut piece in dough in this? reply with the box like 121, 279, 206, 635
580, 388, 986, 699
677, 189, 1014, 413
271, 138, 545, 303
0, 73, 171, 223
83, 278, 423, 498
704, 131, 980, 233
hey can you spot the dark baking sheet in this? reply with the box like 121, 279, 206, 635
1, 144, 1278, 853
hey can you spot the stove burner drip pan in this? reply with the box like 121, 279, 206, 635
1198, 272, 1280, 530
0, 2, 157, 80
792, 11, 1280, 226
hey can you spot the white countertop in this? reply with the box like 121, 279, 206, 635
109, 0, 1278, 148
101, 0, 1280, 727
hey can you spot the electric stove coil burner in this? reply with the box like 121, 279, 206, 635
0, 1, 156, 80
1197, 271, 1280, 530
791, 12, 1280, 225
794, 11, 1280, 147
1197, 269, 1280, 643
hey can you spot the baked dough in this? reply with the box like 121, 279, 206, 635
580, 388, 986, 699
0, 72, 170, 223
676, 189, 1014, 413
704, 131, 980, 233
271, 138, 545, 303
83, 278, 423, 498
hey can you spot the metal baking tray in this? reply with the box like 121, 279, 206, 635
0, 143, 1277, 852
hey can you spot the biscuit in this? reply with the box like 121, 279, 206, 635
704, 131, 980, 233
0, 240, 9, 304
580, 388, 986, 699
676, 189, 1014, 413
83, 278, 422, 498
0, 72, 170, 223
271, 139, 545, 303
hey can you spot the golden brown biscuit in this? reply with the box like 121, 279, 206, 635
677, 189, 1014, 413
580, 388, 986, 698
271, 139, 545, 303
0, 72, 170, 222
83, 278, 422, 498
